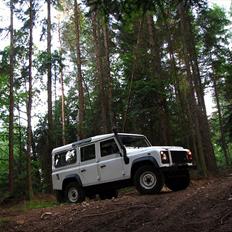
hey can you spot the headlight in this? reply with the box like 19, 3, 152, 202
186, 150, 192, 162
160, 151, 170, 164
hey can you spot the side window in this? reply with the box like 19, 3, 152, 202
100, 139, 120, 157
54, 150, 77, 168
80, 144, 95, 162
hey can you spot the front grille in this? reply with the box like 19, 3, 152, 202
171, 151, 188, 164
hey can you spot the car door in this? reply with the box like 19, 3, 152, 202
78, 143, 100, 186
98, 138, 125, 183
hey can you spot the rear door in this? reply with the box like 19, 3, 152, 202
78, 144, 100, 186
97, 138, 125, 183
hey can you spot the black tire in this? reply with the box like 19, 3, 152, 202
55, 190, 65, 203
99, 189, 118, 200
134, 165, 164, 194
165, 171, 190, 191
65, 182, 85, 203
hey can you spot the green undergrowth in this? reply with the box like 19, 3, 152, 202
22, 199, 57, 210
0, 217, 10, 225
119, 186, 135, 194
0, 195, 57, 212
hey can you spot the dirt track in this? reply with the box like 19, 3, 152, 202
1, 175, 232, 232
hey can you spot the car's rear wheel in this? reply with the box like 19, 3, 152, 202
134, 165, 164, 194
65, 182, 85, 203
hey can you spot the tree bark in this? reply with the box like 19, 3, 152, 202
74, 0, 85, 139
46, 0, 53, 192
8, 0, 14, 194
146, 14, 172, 145
162, 11, 199, 163
122, 19, 143, 132
178, 3, 217, 174
103, 19, 112, 129
181, 46, 208, 176
26, 0, 34, 201
57, 18, 66, 145
91, 9, 108, 133
211, 67, 230, 165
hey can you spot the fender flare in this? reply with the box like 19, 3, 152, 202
62, 174, 83, 189
132, 156, 159, 168
131, 156, 159, 178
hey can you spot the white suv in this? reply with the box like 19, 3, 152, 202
52, 129, 194, 203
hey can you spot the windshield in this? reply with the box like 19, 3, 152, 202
119, 135, 150, 148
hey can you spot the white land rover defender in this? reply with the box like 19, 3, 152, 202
52, 129, 194, 203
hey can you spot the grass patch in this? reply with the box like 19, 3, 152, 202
23, 199, 57, 210
2, 195, 58, 212
119, 186, 135, 194
0, 217, 11, 226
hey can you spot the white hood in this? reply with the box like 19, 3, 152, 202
126, 146, 185, 156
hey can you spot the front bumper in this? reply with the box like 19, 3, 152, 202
160, 164, 197, 172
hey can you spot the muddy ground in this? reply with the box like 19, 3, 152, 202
0, 175, 232, 232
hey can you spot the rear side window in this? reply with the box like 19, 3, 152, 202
100, 139, 120, 157
81, 144, 95, 162
54, 150, 77, 168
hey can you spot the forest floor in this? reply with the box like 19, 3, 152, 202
0, 174, 232, 232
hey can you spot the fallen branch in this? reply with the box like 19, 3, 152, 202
220, 210, 232, 224
76, 204, 158, 218
54, 204, 158, 230
40, 212, 52, 220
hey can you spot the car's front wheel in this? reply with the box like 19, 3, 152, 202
134, 165, 164, 194
65, 182, 85, 203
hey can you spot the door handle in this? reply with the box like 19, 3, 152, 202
81, 169, 86, 173
100, 164, 106, 168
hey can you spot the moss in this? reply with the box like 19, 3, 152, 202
0, 217, 11, 226
24, 199, 57, 209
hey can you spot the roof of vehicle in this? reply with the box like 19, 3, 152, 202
90, 133, 144, 142
52, 133, 145, 154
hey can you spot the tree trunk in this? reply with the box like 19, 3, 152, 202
57, 18, 66, 145
17, 105, 23, 172
46, 0, 53, 192
103, 20, 112, 129
91, 9, 108, 133
178, 3, 217, 174
8, 0, 14, 194
122, 19, 143, 132
162, 11, 199, 163
146, 14, 172, 145
74, 0, 85, 139
211, 68, 230, 165
25, 0, 34, 201
181, 47, 208, 176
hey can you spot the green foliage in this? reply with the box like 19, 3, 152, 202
85, 0, 208, 20
0, 217, 11, 227
0, 139, 8, 194
0, 198, 57, 212
22, 199, 57, 209
197, 5, 232, 164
